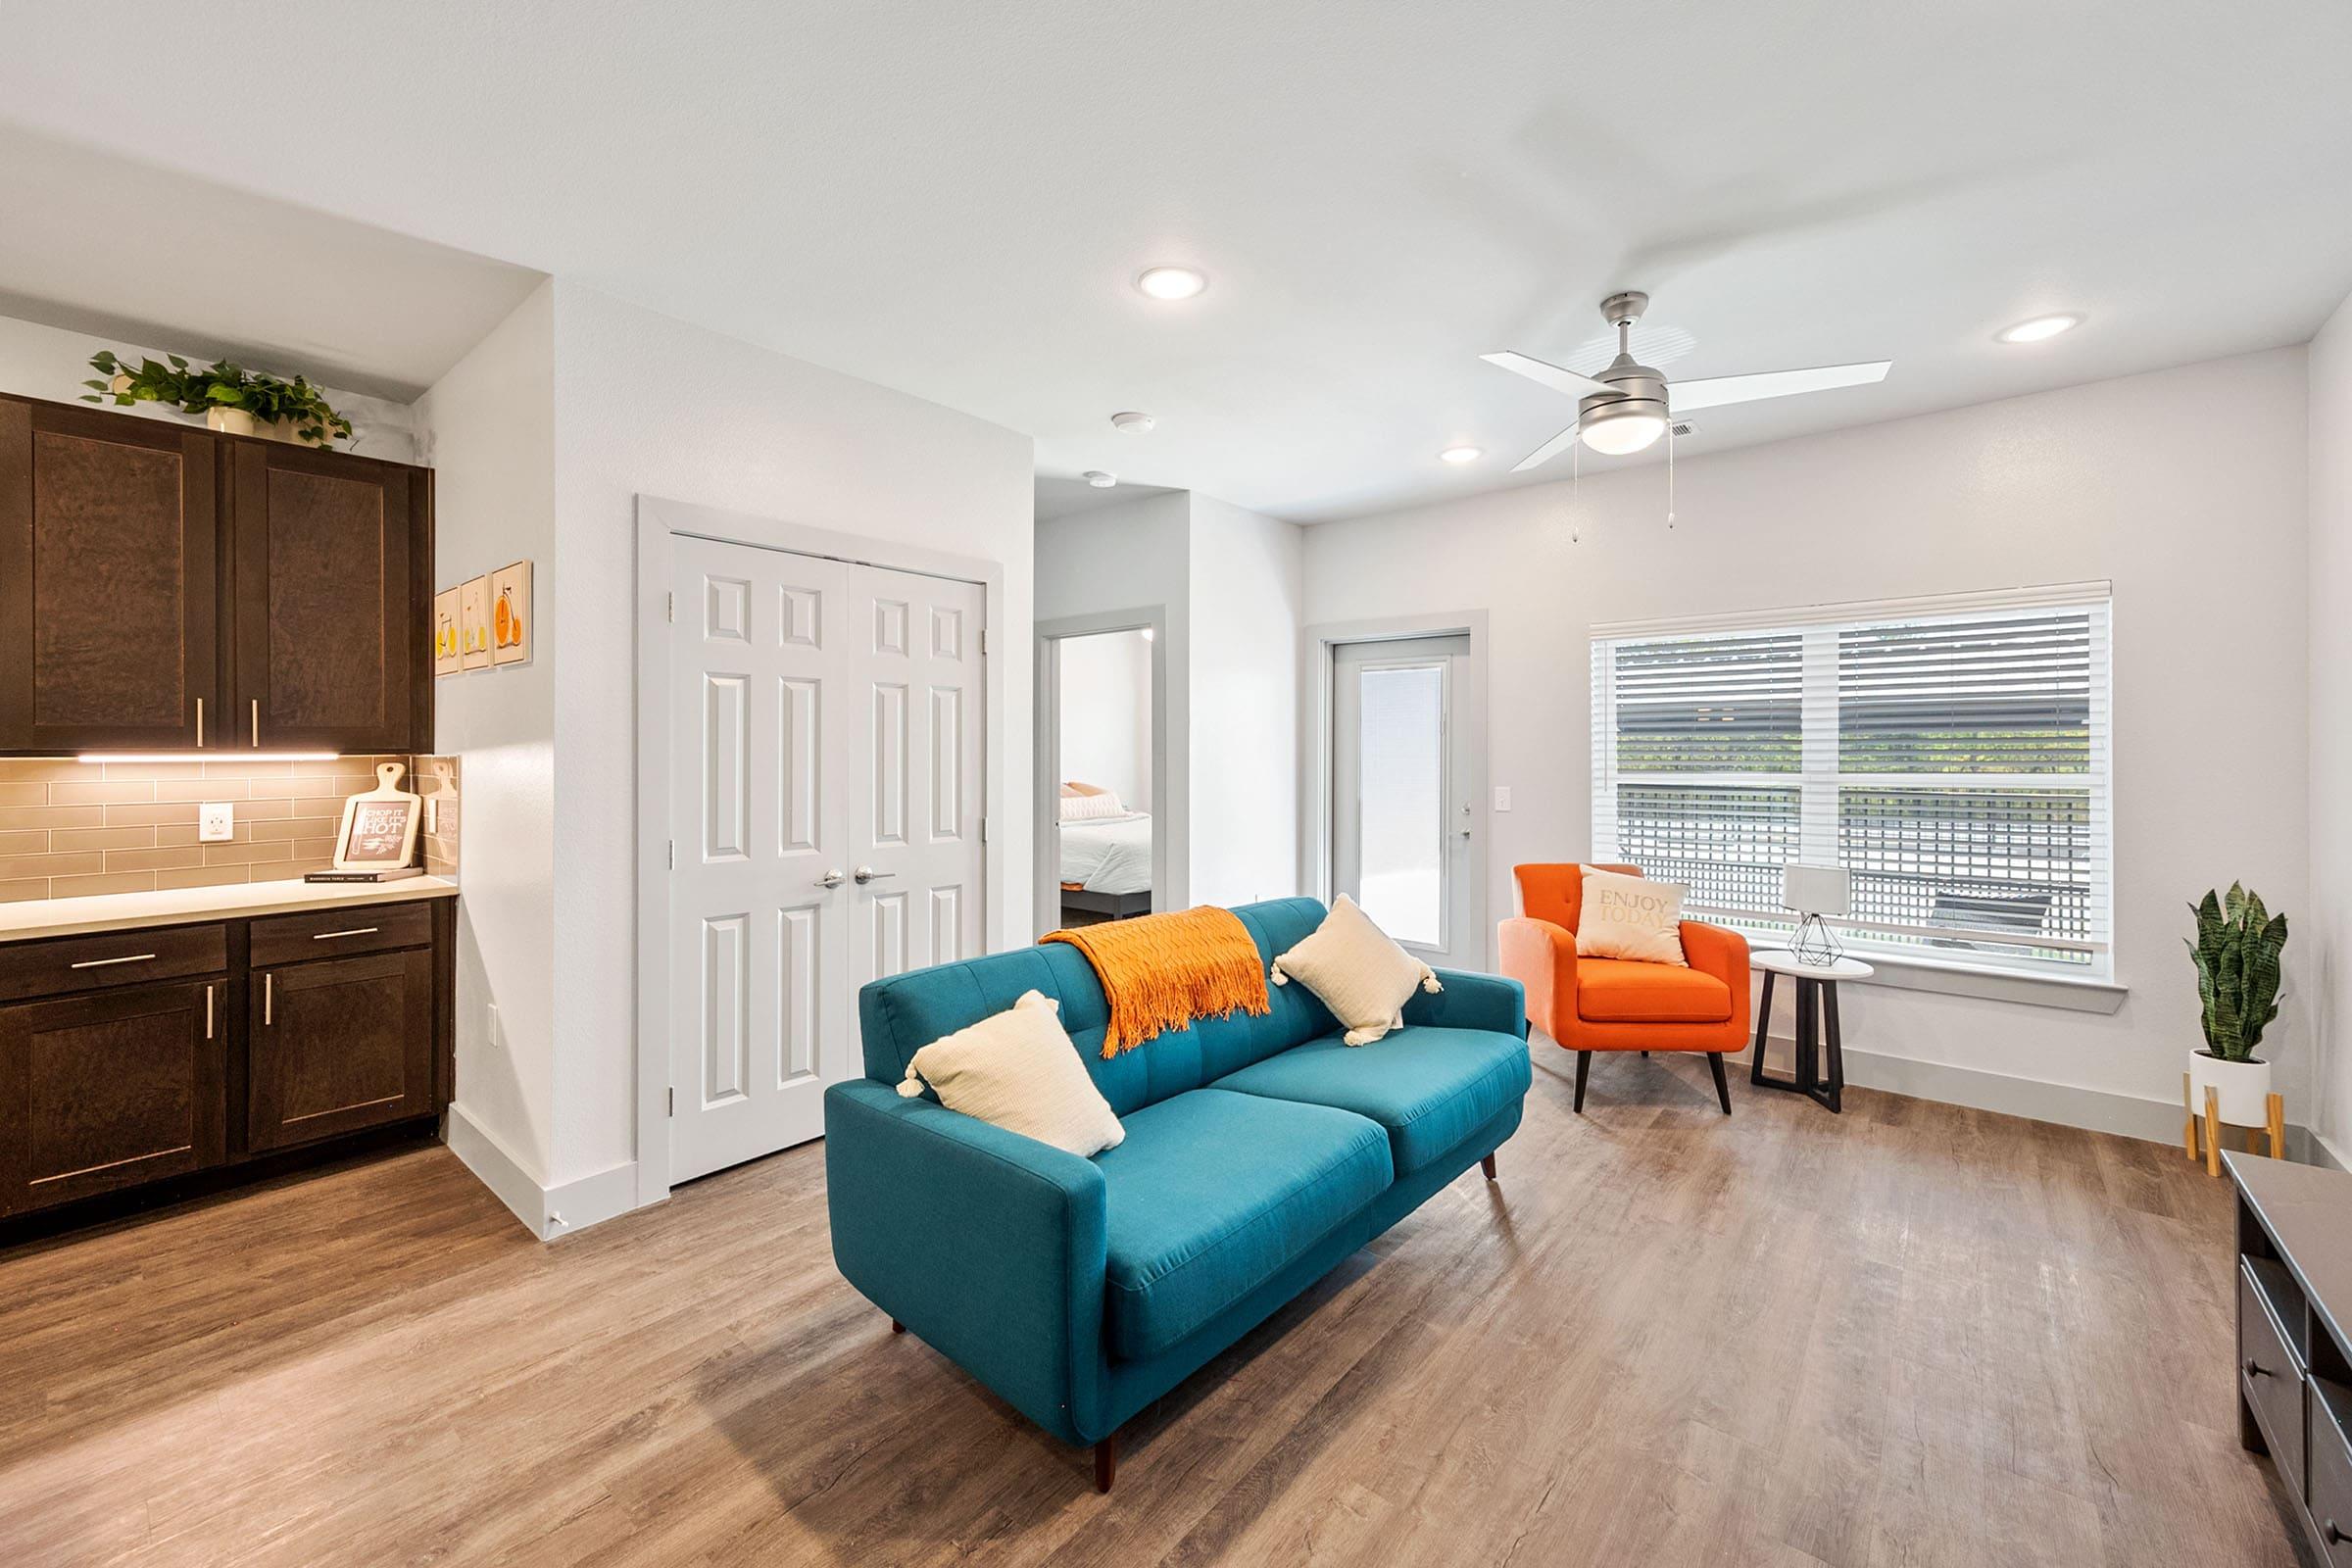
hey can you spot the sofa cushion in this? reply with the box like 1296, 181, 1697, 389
1098, 1089, 1391, 1361
1210, 1026, 1533, 1176
1575, 957, 1733, 1023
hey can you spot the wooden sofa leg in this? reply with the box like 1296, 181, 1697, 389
1480, 1152, 1497, 1181
1707, 1052, 1732, 1115
1573, 1051, 1592, 1114
890, 1318, 905, 1334
1095, 1433, 1117, 1493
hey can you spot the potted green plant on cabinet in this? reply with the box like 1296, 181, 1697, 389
2184, 882, 2288, 1168
80, 349, 354, 446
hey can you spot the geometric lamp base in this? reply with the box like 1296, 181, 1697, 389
1790, 912, 1842, 967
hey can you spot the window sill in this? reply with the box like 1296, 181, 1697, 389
1755, 945, 2127, 1014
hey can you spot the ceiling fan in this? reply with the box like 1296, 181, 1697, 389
1482, 291, 1891, 470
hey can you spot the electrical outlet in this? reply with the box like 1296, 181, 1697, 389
1493, 786, 1512, 812
199, 802, 234, 842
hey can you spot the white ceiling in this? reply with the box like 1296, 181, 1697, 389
0, 126, 542, 401
4, 2, 2347, 520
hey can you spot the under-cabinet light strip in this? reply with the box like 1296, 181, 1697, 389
74, 752, 343, 764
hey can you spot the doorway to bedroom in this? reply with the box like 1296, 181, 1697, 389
1037, 612, 1171, 935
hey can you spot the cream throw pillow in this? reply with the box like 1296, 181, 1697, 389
1575, 867, 1690, 965
894, 990, 1125, 1156
1269, 894, 1442, 1046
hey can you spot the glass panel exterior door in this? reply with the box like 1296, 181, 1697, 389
1332, 634, 1477, 963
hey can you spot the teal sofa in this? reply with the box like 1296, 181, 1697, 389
824, 897, 1531, 1490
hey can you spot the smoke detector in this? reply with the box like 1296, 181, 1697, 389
1083, 470, 1116, 488
1110, 411, 1155, 434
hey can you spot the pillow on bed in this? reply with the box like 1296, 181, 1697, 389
1269, 895, 1441, 1046
1059, 786, 1128, 821
894, 990, 1124, 1156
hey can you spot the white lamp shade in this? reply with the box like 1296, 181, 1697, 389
1782, 863, 1851, 917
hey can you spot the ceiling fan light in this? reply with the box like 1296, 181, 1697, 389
1579, 403, 1667, 456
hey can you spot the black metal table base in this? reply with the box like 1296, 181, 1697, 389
1748, 967, 1845, 1113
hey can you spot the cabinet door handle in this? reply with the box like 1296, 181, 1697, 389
69, 953, 157, 969
264, 971, 273, 1025
251, 699, 261, 748
311, 927, 380, 941
2242, 1357, 2271, 1379
2325, 1520, 2345, 1545
205, 984, 215, 1041
195, 697, 205, 748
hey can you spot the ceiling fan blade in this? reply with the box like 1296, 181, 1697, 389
1668, 361, 1890, 413
1510, 423, 1584, 472
1481, 350, 1615, 399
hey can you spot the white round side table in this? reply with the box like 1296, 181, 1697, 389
1749, 950, 1873, 1114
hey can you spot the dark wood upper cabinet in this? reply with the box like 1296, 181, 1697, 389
0, 392, 432, 758
0, 977, 226, 1215
247, 947, 434, 1152
231, 440, 428, 754
0, 398, 219, 753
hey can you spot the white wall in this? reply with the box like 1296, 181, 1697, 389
2310, 291, 2352, 1166
0, 309, 416, 461
411, 281, 559, 1188
1056, 628, 1152, 810
550, 282, 1035, 1191
1188, 495, 1306, 906
1306, 348, 2312, 1127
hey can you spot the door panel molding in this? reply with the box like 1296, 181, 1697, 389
636, 497, 1006, 1211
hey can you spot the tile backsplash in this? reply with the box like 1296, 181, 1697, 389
0, 754, 460, 904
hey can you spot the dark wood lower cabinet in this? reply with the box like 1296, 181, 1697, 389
249, 948, 434, 1152
0, 894, 454, 1237
0, 978, 225, 1214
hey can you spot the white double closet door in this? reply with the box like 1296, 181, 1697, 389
669, 536, 986, 1183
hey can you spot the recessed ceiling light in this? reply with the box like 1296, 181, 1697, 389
1998, 314, 2082, 344
1083, 470, 1116, 488
1110, 411, 1155, 434
1136, 267, 1207, 302
1439, 445, 1483, 465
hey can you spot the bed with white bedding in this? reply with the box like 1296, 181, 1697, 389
1058, 810, 1152, 896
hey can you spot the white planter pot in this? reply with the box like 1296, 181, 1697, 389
2189, 1050, 2272, 1127
204, 407, 256, 437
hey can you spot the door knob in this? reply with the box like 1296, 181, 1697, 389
854, 866, 896, 884
817, 869, 846, 889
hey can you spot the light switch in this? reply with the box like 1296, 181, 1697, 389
1493, 786, 1512, 812
199, 802, 235, 842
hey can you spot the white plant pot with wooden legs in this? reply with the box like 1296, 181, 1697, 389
2183, 1050, 2283, 1175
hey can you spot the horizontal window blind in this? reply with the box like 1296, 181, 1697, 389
1591, 590, 2112, 974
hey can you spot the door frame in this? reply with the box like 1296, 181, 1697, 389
1300, 610, 1491, 970
634, 495, 1008, 1210
1034, 608, 1179, 937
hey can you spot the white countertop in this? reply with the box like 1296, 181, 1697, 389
0, 875, 460, 943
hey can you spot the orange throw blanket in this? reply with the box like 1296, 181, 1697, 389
1042, 906, 1271, 1058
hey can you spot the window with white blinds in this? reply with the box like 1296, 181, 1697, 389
1591, 586, 2112, 976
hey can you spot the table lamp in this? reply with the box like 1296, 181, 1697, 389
1782, 863, 1851, 966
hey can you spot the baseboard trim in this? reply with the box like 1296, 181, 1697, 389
1834, 1047, 2189, 1145
445, 1104, 648, 1241
546, 1158, 643, 1240
445, 1102, 553, 1238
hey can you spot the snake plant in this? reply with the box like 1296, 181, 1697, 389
2185, 883, 2287, 1061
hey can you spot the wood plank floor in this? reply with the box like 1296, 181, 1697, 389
0, 1044, 2313, 1567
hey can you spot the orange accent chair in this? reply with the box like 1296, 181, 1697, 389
1498, 863, 1751, 1115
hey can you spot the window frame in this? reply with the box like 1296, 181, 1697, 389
1590, 583, 2115, 987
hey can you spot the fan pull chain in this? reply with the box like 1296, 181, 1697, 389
1666, 420, 1677, 529
1570, 440, 1582, 544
